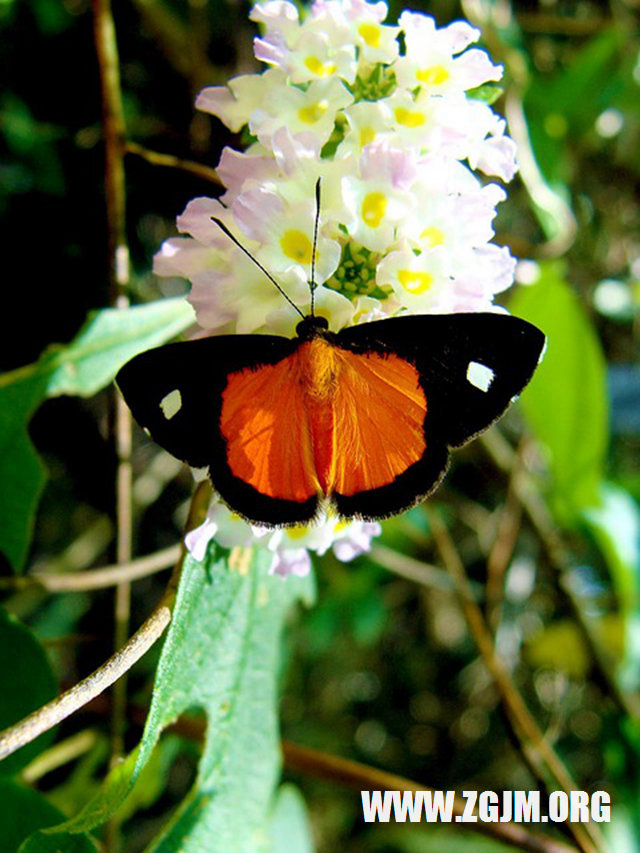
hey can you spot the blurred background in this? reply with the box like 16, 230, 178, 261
1, 0, 640, 850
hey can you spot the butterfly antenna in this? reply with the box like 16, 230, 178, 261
211, 217, 305, 319
310, 177, 321, 317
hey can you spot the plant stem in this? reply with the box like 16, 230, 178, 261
0, 482, 211, 765
282, 740, 580, 853
0, 545, 181, 593
425, 505, 608, 853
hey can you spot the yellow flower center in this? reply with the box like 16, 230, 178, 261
360, 126, 376, 147
362, 192, 387, 227
420, 226, 444, 248
398, 269, 433, 294
394, 107, 426, 128
281, 229, 313, 263
287, 525, 310, 540
298, 100, 329, 124
304, 56, 337, 77
357, 22, 381, 48
334, 519, 350, 533
416, 64, 450, 86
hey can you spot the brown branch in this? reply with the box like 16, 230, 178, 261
424, 505, 608, 853
0, 482, 211, 767
0, 545, 181, 593
282, 741, 580, 853
126, 141, 222, 186
481, 430, 640, 721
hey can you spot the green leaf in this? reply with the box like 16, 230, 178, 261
0, 298, 194, 571
269, 784, 314, 853
509, 263, 609, 522
466, 83, 503, 105
583, 484, 640, 690
0, 778, 87, 853
22, 547, 314, 852
0, 608, 58, 776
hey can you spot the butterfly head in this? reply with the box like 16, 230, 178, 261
296, 314, 330, 341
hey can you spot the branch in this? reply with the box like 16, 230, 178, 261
424, 505, 608, 853
0, 545, 181, 593
0, 482, 211, 765
282, 741, 579, 853
126, 141, 222, 186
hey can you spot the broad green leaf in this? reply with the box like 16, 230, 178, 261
0, 298, 194, 571
269, 784, 314, 853
0, 608, 58, 776
22, 547, 314, 852
0, 778, 92, 853
509, 263, 609, 522
583, 484, 640, 690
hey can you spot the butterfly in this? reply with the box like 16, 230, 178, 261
117, 185, 545, 527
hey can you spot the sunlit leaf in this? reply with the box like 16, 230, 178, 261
0, 298, 194, 571
583, 483, 640, 690
270, 784, 314, 853
509, 263, 609, 522
22, 547, 314, 851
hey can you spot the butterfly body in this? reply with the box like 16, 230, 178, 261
117, 311, 545, 526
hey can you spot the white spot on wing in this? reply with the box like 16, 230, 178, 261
466, 361, 494, 393
160, 388, 182, 420
538, 337, 548, 364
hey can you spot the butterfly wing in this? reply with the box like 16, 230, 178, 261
116, 333, 321, 524
332, 312, 545, 519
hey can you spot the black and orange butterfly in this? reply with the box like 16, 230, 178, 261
117, 185, 545, 526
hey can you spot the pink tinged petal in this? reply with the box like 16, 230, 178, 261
343, 0, 388, 23
177, 197, 228, 245
187, 271, 237, 332
475, 244, 516, 292
271, 126, 322, 173
195, 86, 244, 129
216, 147, 277, 196
471, 135, 519, 181
250, 0, 299, 29
184, 518, 217, 562
231, 187, 284, 242
360, 143, 416, 189
455, 49, 503, 87
254, 34, 288, 67
269, 548, 312, 578
444, 20, 480, 53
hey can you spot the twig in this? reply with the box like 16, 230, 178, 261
481, 430, 640, 720
0, 602, 171, 764
0, 545, 181, 593
486, 450, 524, 630
282, 741, 579, 853
92, 3, 132, 833
21, 730, 99, 783
126, 141, 222, 186
424, 505, 607, 853
0, 481, 211, 765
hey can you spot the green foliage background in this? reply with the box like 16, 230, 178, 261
1, 0, 639, 850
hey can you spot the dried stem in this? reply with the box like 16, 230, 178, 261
0, 545, 180, 593
424, 505, 608, 853
126, 142, 222, 186
92, 6, 132, 838
282, 740, 580, 853
481, 430, 640, 721
0, 482, 211, 765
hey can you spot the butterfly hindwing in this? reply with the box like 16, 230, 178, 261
333, 313, 545, 518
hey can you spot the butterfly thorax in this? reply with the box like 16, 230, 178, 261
298, 338, 343, 402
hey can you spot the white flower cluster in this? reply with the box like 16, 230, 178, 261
157, 0, 518, 575
185, 497, 381, 578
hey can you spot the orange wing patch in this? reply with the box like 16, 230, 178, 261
220, 338, 427, 503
